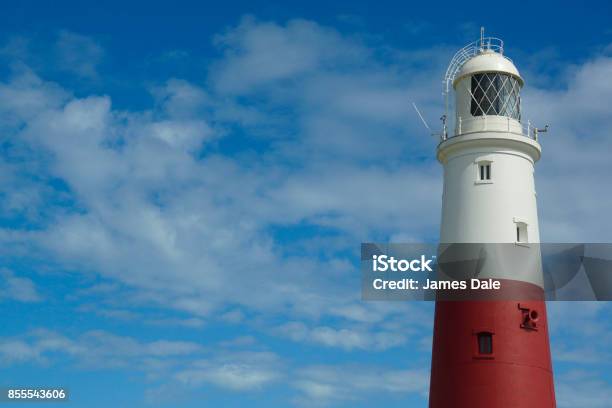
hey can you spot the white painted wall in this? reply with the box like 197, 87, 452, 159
437, 50, 545, 286
438, 134, 541, 244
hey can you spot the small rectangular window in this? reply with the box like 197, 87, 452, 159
477, 332, 493, 354
478, 163, 491, 181
516, 222, 528, 243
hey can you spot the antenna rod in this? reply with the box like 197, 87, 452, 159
412, 102, 432, 132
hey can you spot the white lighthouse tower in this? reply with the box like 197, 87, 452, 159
429, 32, 556, 407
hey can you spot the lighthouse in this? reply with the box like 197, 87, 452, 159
428, 33, 556, 407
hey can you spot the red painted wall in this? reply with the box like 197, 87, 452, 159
429, 282, 556, 407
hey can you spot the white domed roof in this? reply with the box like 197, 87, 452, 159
453, 50, 522, 87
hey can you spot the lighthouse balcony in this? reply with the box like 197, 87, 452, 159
453, 115, 537, 139
437, 126, 542, 164
448, 115, 537, 141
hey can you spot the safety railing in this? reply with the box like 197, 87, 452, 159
443, 37, 506, 95
447, 116, 539, 141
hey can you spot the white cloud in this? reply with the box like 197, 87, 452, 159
211, 17, 367, 95
219, 309, 246, 324
55, 31, 104, 79
556, 370, 612, 408
0, 19, 444, 328
522, 56, 612, 241
143, 119, 213, 151
0, 329, 203, 371
274, 321, 406, 351
0, 67, 69, 126
0, 268, 41, 302
151, 78, 210, 119
176, 351, 281, 391
0, 340, 41, 364
145, 316, 206, 328
0, 327, 286, 394
293, 365, 429, 406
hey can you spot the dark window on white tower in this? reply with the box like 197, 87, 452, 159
471, 73, 521, 120
477, 332, 493, 354
479, 163, 491, 181
516, 222, 528, 243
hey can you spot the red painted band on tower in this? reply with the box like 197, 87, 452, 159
429, 279, 555, 408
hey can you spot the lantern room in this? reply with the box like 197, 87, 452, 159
443, 36, 525, 137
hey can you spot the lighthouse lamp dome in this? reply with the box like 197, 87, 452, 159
453, 50, 523, 88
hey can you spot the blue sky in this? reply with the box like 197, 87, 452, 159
0, 1, 611, 407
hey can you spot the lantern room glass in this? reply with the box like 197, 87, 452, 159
470, 73, 521, 121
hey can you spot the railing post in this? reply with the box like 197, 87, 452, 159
527, 120, 531, 139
